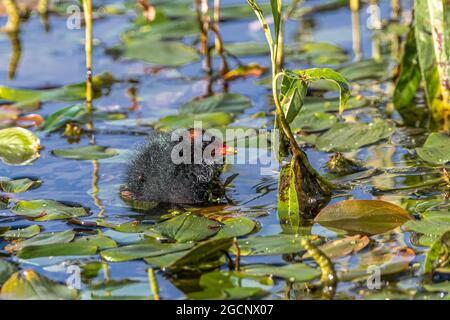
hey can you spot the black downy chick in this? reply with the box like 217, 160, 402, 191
121, 128, 235, 205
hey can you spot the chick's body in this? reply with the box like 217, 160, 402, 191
124, 130, 225, 205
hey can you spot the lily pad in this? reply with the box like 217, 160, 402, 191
179, 93, 252, 114
416, 133, 450, 165
120, 40, 199, 67
222, 42, 270, 56
236, 234, 306, 256
11, 200, 90, 221
146, 213, 221, 243
154, 112, 233, 131
290, 112, 336, 132
314, 200, 413, 235
243, 263, 321, 282
0, 177, 41, 193
338, 59, 388, 81
52, 146, 119, 161
1, 225, 41, 240
5, 230, 75, 252
144, 237, 233, 271
213, 217, 256, 239
1, 270, 77, 300
0, 127, 40, 165
315, 120, 395, 152
74, 235, 117, 249
0, 260, 17, 285
17, 242, 98, 259
101, 239, 194, 262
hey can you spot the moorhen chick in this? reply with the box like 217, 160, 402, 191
121, 128, 235, 206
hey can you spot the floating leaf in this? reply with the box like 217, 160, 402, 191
289, 42, 348, 65
0, 177, 41, 193
120, 40, 199, 67
244, 263, 321, 282
338, 59, 388, 81
1, 225, 40, 240
17, 242, 98, 259
5, 230, 75, 252
52, 146, 119, 161
146, 213, 221, 243
38, 104, 85, 132
74, 234, 117, 249
145, 237, 233, 271
0, 127, 40, 165
101, 239, 193, 262
0, 72, 114, 103
236, 234, 306, 256
223, 64, 268, 81
315, 120, 395, 152
154, 112, 233, 131
0, 260, 17, 285
303, 235, 369, 260
1, 270, 77, 300
188, 270, 271, 300
11, 200, 90, 221
213, 217, 256, 239
416, 133, 450, 165
179, 93, 252, 114
314, 200, 413, 235
290, 112, 336, 132
223, 42, 270, 56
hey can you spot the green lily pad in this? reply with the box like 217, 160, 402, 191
0, 177, 42, 193
338, 59, 388, 81
236, 234, 306, 256
290, 112, 336, 132
5, 230, 76, 252
0, 72, 114, 103
416, 133, 450, 165
188, 270, 271, 300
52, 146, 119, 161
101, 239, 194, 262
0, 270, 78, 300
145, 237, 233, 271
222, 42, 270, 56
74, 234, 117, 249
120, 40, 199, 67
315, 120, 395, 152
243, 263, 321, 282
179, 93, 252, 114
154, 112, 233, 131
17, 242, 98, 259
146, 213, 221, 243
314, 200, 413, 235
0, 260, 17, 286
0, 127, 40, 165
11, 200, 90, 221
213, 217, 256, 239
289, 42, 348, 65
1, 225, 41, 240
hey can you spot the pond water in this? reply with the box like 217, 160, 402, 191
0, 0, 449, 300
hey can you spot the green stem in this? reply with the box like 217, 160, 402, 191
82, 0, 93, 113
148, 268, 160, 300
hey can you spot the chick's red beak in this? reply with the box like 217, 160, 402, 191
216, 144, 237, 156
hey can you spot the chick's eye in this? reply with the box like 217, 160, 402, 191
138, 175, 145, 183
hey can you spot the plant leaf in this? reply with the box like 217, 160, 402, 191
416, 132, 450, 165
52, 146, 118, 161
11, 200, 90, 221
0, 127, 40, 165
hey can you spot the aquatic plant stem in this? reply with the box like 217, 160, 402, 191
350, 0, 362, 61
272, 73, 335, 190
38, 0, 48, 15
233, 237, 241, 271
195, 0, 213, 77
1, 0, 20, 33
301, 238, 337, 299
82, 0, 93, 113
148, 268, 160, 300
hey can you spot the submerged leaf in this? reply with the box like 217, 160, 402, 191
0, 127, 40, 165
315, 200, 413, 235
